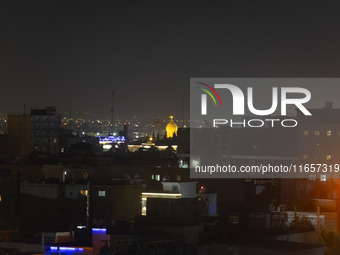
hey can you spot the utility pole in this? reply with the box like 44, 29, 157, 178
86, 181, 90, 229
69, 95, 72, 119
111, 91, 114, 135
182, 89, 185, 127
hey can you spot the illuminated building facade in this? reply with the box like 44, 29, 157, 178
141, 181, 217, 217
44, 228, 108, 255
166, 116, 178, 138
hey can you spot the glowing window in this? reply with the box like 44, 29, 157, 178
155, 175, 160, 181
141, 197, 147, 216
303, 155, 308, 160
303, 130, 309, 135
320, 175, 327, 181
326, 155, 331, 160
327, 130, 332, 136
98, 190, 106, 197
80, 190, 88, 196
314, 130, 320, 136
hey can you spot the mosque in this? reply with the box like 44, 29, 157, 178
127, 116, 178, 152
166, 115, 178, 138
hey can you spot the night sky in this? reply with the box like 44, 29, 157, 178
1, 1, 340, 120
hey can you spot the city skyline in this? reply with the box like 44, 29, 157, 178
3, 1, 340, 254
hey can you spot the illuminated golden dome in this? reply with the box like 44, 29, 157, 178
166, 115, 178, 138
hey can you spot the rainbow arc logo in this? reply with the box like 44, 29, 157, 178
197, 82, 223, 115
196, 82, 222, 107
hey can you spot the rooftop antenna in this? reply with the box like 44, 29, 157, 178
182, 88, 185, 127
69, 95, 72, 119
111, 91, 114, 135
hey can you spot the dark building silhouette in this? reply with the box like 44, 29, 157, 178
281, 102, 340, 211
8, 106, 61, 158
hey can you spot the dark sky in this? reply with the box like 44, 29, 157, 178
1, 1, 340, 120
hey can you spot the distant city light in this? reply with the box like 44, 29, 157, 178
79, 190, 88, 196
103, 144, 112, 150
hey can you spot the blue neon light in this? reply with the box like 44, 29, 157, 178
50, 247, 84, 252
99, 136, 125, 143
92, 228, 107, 233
